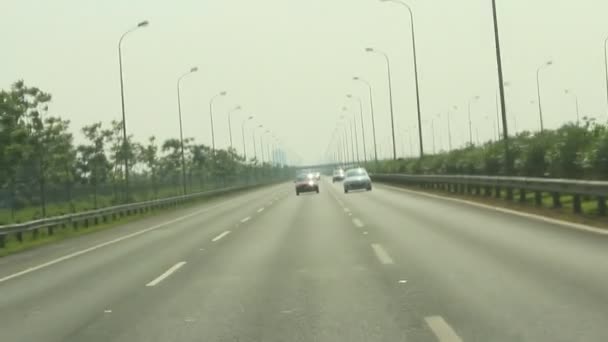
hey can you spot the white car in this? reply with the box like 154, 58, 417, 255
332, 168, 345, 183
343, 168, 372, 193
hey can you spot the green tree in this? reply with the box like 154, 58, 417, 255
159, 138, 182, 194
138, 136, 160, 197
77, 123, 111, 209
0, 81, 52, 218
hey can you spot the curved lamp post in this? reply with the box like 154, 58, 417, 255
118, 20, 149, 200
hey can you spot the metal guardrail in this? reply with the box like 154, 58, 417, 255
0, 182, 270, 248
371, 174, 608, 216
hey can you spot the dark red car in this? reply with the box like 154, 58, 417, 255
295, 173, 319, 196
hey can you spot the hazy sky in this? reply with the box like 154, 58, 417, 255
3, 0, 608, 164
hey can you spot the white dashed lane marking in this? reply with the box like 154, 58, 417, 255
371, 244, 394, 265
425, 316, 463, 342
145, 261, 187, 287
352, 218, 364, 228
240, 217, 251, 223
212, 231, 231, 242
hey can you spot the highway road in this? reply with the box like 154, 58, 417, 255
1, 179, 608, 341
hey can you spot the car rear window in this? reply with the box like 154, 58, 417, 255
296, 174, 313, 181
346, 169, 367, 177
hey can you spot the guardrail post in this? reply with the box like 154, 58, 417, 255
552, 192, 562, 208
494, 186, 501, 198
48, 225, 54, 236
0, 235, 5, 248
484, 186, 491, 197
519, 189, 526, 203
32, 228, 39, 240
534, 191, 542, 206
16, 231, 23, 243
94, 216, 99, 225
573, 195, 582, 214
475, 185, 481, 195
598, 197, 606, 216
84, 218, 89, 228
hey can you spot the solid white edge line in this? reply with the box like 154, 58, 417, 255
380, 184, 608, 236
240, 216, 251, 223
371, 243, 394, 264
145, 261, 187, 287
257, 208, 265, 213
0, 185, 283, 284
352, 218, 364, 228
212, 230, 231, 242
425, 316, 463, 342
0, 203, 223, 284
343, 208, 350, 213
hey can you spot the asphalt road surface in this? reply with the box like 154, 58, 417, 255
1, 179, 608, 342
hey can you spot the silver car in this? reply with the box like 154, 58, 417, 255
343, 168, 372, 193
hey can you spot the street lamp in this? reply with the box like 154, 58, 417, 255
491, 0, 512, 175
333, 126, 347, 165
227, 105, 242, 150
261, 130, 271, 164
347, 94, 367, 163
252, 124, 264, 164
536, 60, 553, 132
365, 47, 397, 160
209, 91, 227, 151
241, 116, 253, 161
176, 66, 198, 195
468, 96, 480, 145
447, 105, 457, 151
343, 106, 360, 164
337, 121, 350, 165
340, 114, 356, 164
379, 0, 424, 159
118, 20, 149, 201
353, 76, 378, 163
564, 89, 580, 125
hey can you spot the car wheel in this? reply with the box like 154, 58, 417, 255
344, 188, 348, 194
316, 187, 320, 194
296, 190, 300, 196
367, 186, 372, 191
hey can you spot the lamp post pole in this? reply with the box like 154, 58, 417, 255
366, 47, 397, 160
536, 61, 553, 132
241, 116, 253, 161
380, 0, 424, 158
227, 105, 242, 150
209, 91, 227, 151
176, 66, 198, 194
117, 20, 149, 201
